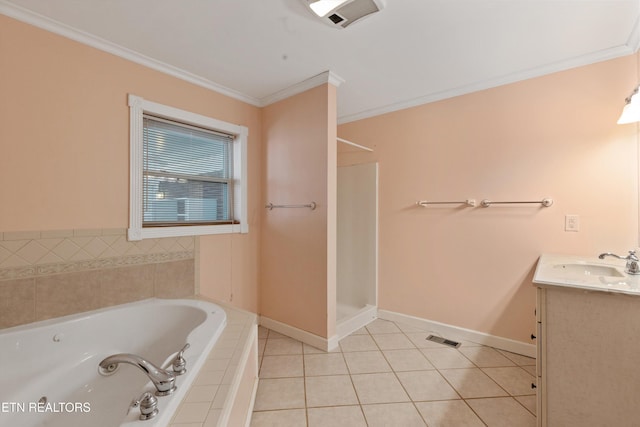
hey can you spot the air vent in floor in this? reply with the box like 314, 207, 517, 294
426, 335, 461, 348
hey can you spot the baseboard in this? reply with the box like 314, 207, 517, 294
377, 309, 536, 358
259, 316, 340, 352
336, 304, 377, 340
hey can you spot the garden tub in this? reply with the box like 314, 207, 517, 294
0, 298, 226, 427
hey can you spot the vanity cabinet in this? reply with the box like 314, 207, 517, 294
535, 285, 640, 427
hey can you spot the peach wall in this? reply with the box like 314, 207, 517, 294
326, 84, 338, 338
0, 15, 261, 312
260, 84, 334, 338
5, 12, 639, 345
338, 54, 639, 343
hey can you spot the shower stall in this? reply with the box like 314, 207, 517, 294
336, 162, 378, 338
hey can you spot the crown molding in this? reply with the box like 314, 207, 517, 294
338, 44, 636, 124
2, 0, 637, 123
1, 0, 345, 108
0, 0, 262, 107
260, 70, 345, 107
628, 12, 640, 53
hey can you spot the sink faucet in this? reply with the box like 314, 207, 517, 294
99, 353, 176, 396
598, 250, 640, 275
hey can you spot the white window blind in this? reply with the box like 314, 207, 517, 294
142, 115, 234, 226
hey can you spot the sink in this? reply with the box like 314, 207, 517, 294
534, 254, 640, 296
553, 263, 624, 277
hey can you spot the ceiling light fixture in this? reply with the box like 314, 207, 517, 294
302, 0, 385, 29
309, 0, 351, 17
618, 86, 640, 124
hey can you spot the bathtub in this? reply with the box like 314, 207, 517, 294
0, 298, 226, 427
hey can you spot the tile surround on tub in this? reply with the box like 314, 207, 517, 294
170, 299, 259, 427
0, 259, 196, 328
0, 278, 36, 328
0, 228, 196, 329
0, 228, 194, 280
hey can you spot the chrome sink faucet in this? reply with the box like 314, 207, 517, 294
99, 353, 176, 396
598, 250, 640, 275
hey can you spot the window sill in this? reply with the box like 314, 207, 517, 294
128, 223, 247, 241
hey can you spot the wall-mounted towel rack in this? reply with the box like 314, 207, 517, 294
480, 198, 553, 208
265, 202, 317, 210
416, 199, 476, 207
337, 137, 373, 152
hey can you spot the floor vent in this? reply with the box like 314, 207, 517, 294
426, 335, 461, 348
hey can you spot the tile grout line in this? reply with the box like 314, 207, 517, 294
372, 322, 432, 427
253, 320, 537, 426
395, 323, 494, 427
301, 336, 309, 427
338, 338, 369, 426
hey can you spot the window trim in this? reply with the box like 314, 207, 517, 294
128, 94, 248, 241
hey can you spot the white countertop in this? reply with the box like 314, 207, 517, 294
533, 253, 640, 296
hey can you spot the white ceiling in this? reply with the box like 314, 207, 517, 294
2, 0, 639, 123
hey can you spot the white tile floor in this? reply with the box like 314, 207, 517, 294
251, 319, 536, 427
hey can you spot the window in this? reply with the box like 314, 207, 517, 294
142, 116, 234, 225
128, 94, 248, 240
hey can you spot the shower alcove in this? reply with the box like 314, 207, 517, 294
336, 142, 378, 338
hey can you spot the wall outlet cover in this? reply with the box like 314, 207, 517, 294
565, 214, 580, 232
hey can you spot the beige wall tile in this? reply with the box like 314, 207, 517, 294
99, 264, 155, 307
73, 229, 104, 237
1, 258, 195, 329
0, 278, 35, 328
154, 259, 195, 298
16, 241, 49, 264
40, 230, 74, 239
101, 228, 126, 236
3, 231, 41, 241
35, 270, 102, 320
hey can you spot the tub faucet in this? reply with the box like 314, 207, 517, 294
170, 343, 190, 375
99, 353, 176, 396
598, 250, 640, 275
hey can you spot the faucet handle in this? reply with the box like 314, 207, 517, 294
172, 343, 190, 375
138, 392, 158, 421
628, 250, 639, 261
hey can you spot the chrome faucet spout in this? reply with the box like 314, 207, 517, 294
99, 353, 176, 396
599, 252, 624, 260
598, 250, 640, 275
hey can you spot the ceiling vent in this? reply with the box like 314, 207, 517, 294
303, 0, 385, 29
